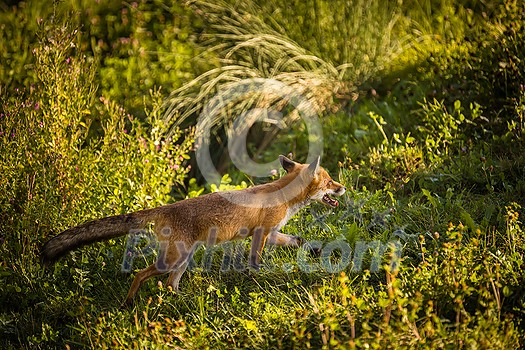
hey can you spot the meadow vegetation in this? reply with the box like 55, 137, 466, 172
1, 0, 524, 348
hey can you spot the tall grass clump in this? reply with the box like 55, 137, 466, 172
253, 0, 408, 77
163, 0, 415, 171
163, 1, 353, 125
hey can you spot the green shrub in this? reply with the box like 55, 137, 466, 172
0, 1, 45, 89
0, 14, 193, 347
79, 0, 207, 115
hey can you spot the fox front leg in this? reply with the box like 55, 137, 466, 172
248, 228, 269, 271
267, 231, 321, 256
267, 231, 304, 247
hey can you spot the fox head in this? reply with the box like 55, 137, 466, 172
279, 155, 346, 207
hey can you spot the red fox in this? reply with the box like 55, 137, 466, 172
41, 155, 346, 305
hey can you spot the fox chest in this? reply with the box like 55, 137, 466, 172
273, 201, 308, 232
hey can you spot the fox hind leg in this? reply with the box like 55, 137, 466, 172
123, 241, 195, 305
124, 263, 164, 306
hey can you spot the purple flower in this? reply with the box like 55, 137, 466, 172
34, 102, 40, 110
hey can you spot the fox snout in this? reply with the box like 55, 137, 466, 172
318, 180, 346, 208
334, 184, 346, 195
327, 179, 346, 196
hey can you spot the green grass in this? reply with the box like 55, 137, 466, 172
1, 0, 525, 348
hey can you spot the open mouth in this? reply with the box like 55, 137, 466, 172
322, 194, 339, 208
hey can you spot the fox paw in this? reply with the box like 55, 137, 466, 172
302, 242, 322, 256
248, 263, 260, 272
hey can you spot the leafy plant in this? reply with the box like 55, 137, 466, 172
0, 12, 194, 347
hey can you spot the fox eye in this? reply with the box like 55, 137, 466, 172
327, 180, 333, 185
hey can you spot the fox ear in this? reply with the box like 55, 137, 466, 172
307, 156, 321, 177
279, 155, 297, 173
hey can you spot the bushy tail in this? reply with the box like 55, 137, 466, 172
41, 210, 154, 265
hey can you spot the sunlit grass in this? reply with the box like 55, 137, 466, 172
1, 0, 524, 348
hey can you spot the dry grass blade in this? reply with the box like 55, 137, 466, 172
163, 0, 356, 140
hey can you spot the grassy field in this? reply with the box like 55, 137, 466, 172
1, 0, 525, 348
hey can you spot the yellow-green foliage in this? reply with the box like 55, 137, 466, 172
1, 0, 525, 348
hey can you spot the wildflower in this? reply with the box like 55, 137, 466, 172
270, 169, 278, 176
34, 102, 40, 110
